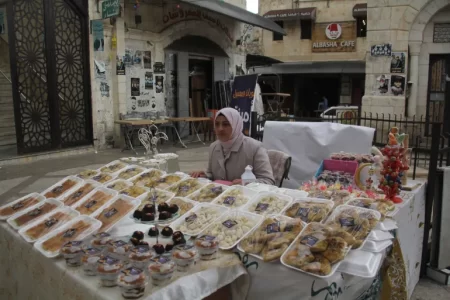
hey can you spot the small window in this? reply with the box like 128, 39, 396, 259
300, 20, 312, 40
273, 21, 284, 41
356, 18, 367, 37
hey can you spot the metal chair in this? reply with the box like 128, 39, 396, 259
267, 149, 292, 187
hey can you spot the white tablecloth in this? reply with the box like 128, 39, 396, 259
0, 220, 249, 300
241, 183, 426, 300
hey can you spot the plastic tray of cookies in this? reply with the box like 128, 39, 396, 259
237, 214, 305, 262
41, 176, 83, 200
187, 182, 229, 203
91, 172, 117, 184
281, 198, 334, 223
278, 188, 309, 199
170, 203, 229, 236
0, 193, 46, 221
246, 182, 279, 193
18, 207, 80, 243
60, 180, 102, 207
105, 179, 133, 193
34, 215, 102, 258
98, 160, 129, 174
166, 197, 198, 217
200, 209, 263, 250
145, 173, 189, 190
71, 187, 118, 216
91, 194, 141, 232
7, 198, 65, 230
324, 205, 382, 250
130, 168, 167, 187
211, 186, 259, 209
115, 165, 147, 180
167, 178, 209, 198
119, 185, 150, 199
345, 198, 399, 219
76, 169, 100, 180
241, 192, 293, 216
280, 222, 351, 278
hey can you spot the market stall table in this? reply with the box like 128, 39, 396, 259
0, 215, 250, 300
114, 119, 169, 155
167, 117, 210, 148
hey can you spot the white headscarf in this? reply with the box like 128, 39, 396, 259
215, 108, 244, 155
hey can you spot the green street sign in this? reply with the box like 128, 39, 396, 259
102, 0, 120, 19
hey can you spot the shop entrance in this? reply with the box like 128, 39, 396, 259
189, 57, 213, 118
427, 55, 450, 132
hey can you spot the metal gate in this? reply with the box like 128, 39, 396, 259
6, 0, 92, 154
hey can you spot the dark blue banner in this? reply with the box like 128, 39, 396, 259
230, 74, 258, 136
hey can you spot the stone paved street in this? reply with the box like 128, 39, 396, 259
0, 146, 448, 299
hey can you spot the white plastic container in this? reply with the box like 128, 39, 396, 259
187, 183, 229, 203
19, 207, 80, 243
91, 194, 141, 232
362, 239, 393, 253
116, 165, 146, 180
7, 198, 64, 230
166, 197, 198, 217
120, 157, 146, 164
167, 178, 208, 198
212, 186, 259, 209
368, 229, 394, 242
60, 180, 101, 207
280, 197, 334, 223
376, 218, 398, 231
76, 169, 100, 180
0, 193, 46, 221
337, 250, 383, 278
34, 215, 102, 258
98, 160, 128, 174
130, 168, 167, 186
119, 185, 150, 199
146, 173, 188, 190
41, 176, 83, 200
71, 187, 118, 216
241, 192, 293, 216
200, 210, 263, 250
105, 179, 133, 192
170, 203, 229, 236
278, 188, 309, 199
246, 182, 278, 193
241, 165, 256, 186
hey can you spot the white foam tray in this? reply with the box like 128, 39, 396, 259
105, 179, 133, 192
167, 197, 198, 217
337, 250, 383, 278
376, 218, 398, 231
278, 188, 309, 199
115, 165, 147, 180
186, 182, 229, 203
41, 176, 83, 200
167, 178, 209, 197
240, 192, 293, 216
345, 198, 399, 218
18, 207, 80, 243
211, 185, 259, 209
362, 239, 393, 253
59, 180, 102, 205
98, 160, 129, 174
0, 193, 46, 221
280, 197, 334, 223
368, 229, 394, 242
7, 198, 64, 230
71, 187, 118, 216
246, 183, 279, 193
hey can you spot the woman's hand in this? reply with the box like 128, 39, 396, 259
232, 179, 243, 185
190, 171, 206, 178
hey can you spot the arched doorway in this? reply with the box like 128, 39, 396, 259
5, 0, 92, 154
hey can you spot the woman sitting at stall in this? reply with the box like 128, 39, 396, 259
191, 108, 275, 185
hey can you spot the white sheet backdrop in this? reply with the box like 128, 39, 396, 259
262, 121, 375, 188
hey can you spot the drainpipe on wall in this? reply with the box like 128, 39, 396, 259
407, 42, 422, 117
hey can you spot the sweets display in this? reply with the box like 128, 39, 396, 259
90, 232, 112, 250
330, 152, 374, 164
317, 170, 353, 187
129, 245, 155, 270
43, 178, 79, 198
107, 239, 132, 261
148, 256, 176, 286
77, 170, 99, 179
147, 174, 185, 190
62, 182, 99, 206
74, 189, 116, 215
82, 247, 102, 275
201, 212, 260, 249
106, 180, 131, 192
324, 205, 381, 249
132, 169, 165, 187
190, 184, 227, 203
20, 208, 79, 242
118, 267, 147, 299
214, 188, 253, 208
120, 185, 148, 198
282, 222, 349, 277
117, 166, 145, 180
61, 240, 84, 266
173, 205, 226, 236
195, 235, 219, 260
172, 244, 197, 271
94, 196, 138, 232
244, 194, 292, 215
283, 200, 333, 223
330, 190, 352, 207
240, 216, 304, 262
133, 201, 178, 223
97, 255, 124, 287
346, 198, 395, 220
8, 200, 62, 229
0, 193, 44, 219
168, 178, 205, 197
167, 198, 195, 216
140, 189, 174, 206
92, 173, 114, 184
100, 161, 127, 174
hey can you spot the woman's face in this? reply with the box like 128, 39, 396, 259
215, 115, 233, 142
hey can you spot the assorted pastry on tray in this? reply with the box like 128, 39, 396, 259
100, 162, 127, 174
282, 222, 349, 276
77, 170, 99, 179
214, 188, 250, 208
191, 184, 226, 203
117, 167, 145, 180
346, 198, 395, 220
120, 185, 148, 198
75, 190, 115, 215
146, 174, 185, 190
132, 170, 165, 186
0, 194, 43, 218
95, 197, 137, 232
324, 206, 380, 249
240, 216, 304, 262
62, 182, 98, 206
283, 201, 332, 223
246, 195, 289, 215
140, 189, 174, 205
44, 178, 78, 198
174, 206, 223, 236
167, 198, 195, 216
21, 210, 77, 241
106, 180, 130, 192
92, 173, 114, 184
40, 220, 93, 253
9, 201, 61, 228
167, 178, 204, 197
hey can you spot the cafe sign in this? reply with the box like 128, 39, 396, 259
102, 0, 120, 19
312, 22, 356, 53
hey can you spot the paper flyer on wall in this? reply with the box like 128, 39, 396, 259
372, 74, 390, 96
92, 20, 104, 51
390, 52, 406, 73
390, 75, 405, 96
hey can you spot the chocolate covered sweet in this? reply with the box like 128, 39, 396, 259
161, 226, 173, 237
133, 210, 142, 220
130, 237, 140, 246
132, 231, 144, 241
172, 231, 183, 241
165, 243, 174, 252
139, 241, 149, 246
148, 227, 159, 237
158, 203, 169, 212
142, 213, 155, 222
143, 204, 156, 214
159, 211, 172, 220
153, 244, 165, 255
168, 204, 179, 214
174, 236, 186, 246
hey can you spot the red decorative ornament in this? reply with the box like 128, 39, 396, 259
378, 143, 408, 204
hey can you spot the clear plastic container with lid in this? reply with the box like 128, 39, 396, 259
82, 247, 103, 276
118, 267, 148, 299
129, 245, 155, 270
97, 255, 125, 287
148, 256, 176, 286
90, 232, 113, 250
172, 244, 197, 272
61, 240, 84, 266
107, 239, 132, 261
195, 235, 219, 260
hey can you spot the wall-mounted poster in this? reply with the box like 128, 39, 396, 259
391, 52, 406, 73
371, 43, 392, 56
131, 78, 140, 96
155, 76, 164, 93
134, 50, 142, 65
143, 51, 152, 69
372, 74, 390, 96
145, 72, 153, 90
94, 60, 106, 80
100, 82, 110, 97
154, 62, 165, 74
124, 49, 132, 65
116, 55, 125, 75
92, 20, 104, 51
391, 75, 405, 96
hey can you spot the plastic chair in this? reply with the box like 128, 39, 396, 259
267, 150, 292, 187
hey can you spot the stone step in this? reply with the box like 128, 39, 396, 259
0, 127, 16, 137
0, 103, 14, 111
0, 136, 16, 146
0, 89, 12, 97
0, 96, 13, 104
